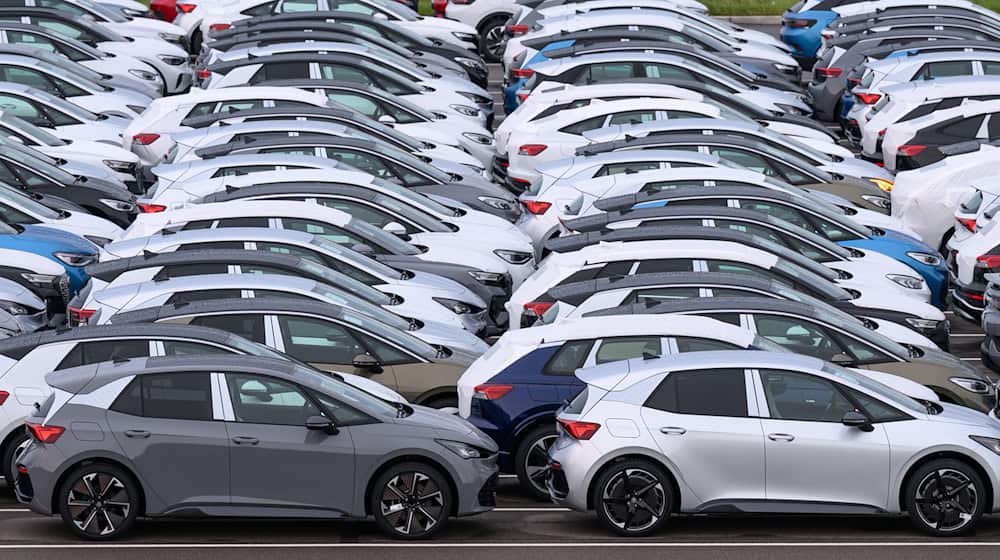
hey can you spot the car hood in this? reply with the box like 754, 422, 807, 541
916, 347, 995, 381
19, 224, 99, 254
392, 404, 498, 447
0, 277, 45, 309
925, 402, 1000, 429
410, 320, 489, 357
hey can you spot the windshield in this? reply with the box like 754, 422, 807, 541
296, 258, 391, 304
3, 144, 78, 184
310, 283, 412, 330
0, 182, 61, 218
31, 88, 100, 120
757, 126, 833, 163
76, 0, 129, 22
372, 177, 454, 216
301, 365, 402, 417
774, 260, 851, 300
751, 334, 791, 353
347, 217, 421, 255
310, 234, 402, 278
0, 113, 65, 146
33, 51, 106, 84
0, 215, 17, 233
339, 310, 436, 359
821, 361, 926, 415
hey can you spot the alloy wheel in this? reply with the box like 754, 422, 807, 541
523, 434, 557, 496
65, 472, 132, 537
379, 471, 446, 536
600, 468, 666, 533
484, 26, 505, 59
6, 436, 30, 483
914, 468, 979, 533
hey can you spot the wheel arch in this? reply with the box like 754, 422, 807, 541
895, 450, 995, 513
50, 455, 147, 517
411, 386, 458, 407
476, 12, 513, 34
363, 453, 460, 517
585, 451, 682, 513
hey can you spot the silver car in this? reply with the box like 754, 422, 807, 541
14, 355, 498, 539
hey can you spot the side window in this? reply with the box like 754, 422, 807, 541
984, 61, 1000, 76
758, 369, 858, 422
559, 115, 608, 136
328, 93, 380, 117
635, 259, 694, 274
709, 147, 774, 175
160, 340, 232, 356
316, 199, 415, 232
189, 314, 266, 343
319, 64, 373, 84
310, 390, 372, 425
278, 0, 320, 12
989, 113, 1000, 138
640, 179, 708, 193
736, 201, 820, 234
705, 260, 777, 281
254, 242, 380, 285
594, 161, 661, 177
940, 115, 986, 139
226, 373, 322, 426
699, 312, 742, 325
629, 286, 700, 304
180, 219, 214, 230
215, 217, 271, 228
0, 95, 45, 125
642, 63, 696, 80
594, 260, 634, 278
212, 165, 280, 178
58, 340, 150, 369
673, 337, 741, 352
166, 290, 243, 304
752, 314, 847, 361
331, 0, 376, 14
913, 60, 974, 80
154, 263, 228, 280
644, 368, 747, 417
186, 102, 217, 119
0, 66, 58, 96
242, 0, 278, 15
844, 386, 907, 421
116, 373, 214, 421
544, 339, 594, 375
607, 110, 657, 126
585, 62, 635, 82
325, 149, 397, 179
281, 218, 368, 246
594, 336, 662, 364
260, 62, 310, 81
277, 315, 366, 364
0, 202, 38, 224
831, 333, 893, 365
355, 331, 414, 365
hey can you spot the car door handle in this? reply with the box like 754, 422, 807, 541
767, 433, 795, 442
124, 430, 150, 439
659, 426, 686, 435
232, 436, 259, 446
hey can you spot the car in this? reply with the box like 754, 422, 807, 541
981, 274, 1000, 371
548, 350, 1000, 536
14, 354, 499, 539
593, 184, 947, 308
0, 8, 193, 95
826, 13, 1000, 52
86, 248, 490, 334
186, 136, 520, 222
0, 82, 128, 146
0, 321, 408, 486
950, 180, 1000, 248
882, 99, 1000, 172
0, 219, 96, 301
122, 86, 331, 167
0, 276, 47, 334
945, 211, 1000, 320
98, 226, 513, 332
110, 297, 484, 409
512, 226, 950, 347
120, 200, 536, 289
0, 182, 123, 246
435, 0, 519, 60
456, 313, 788, 498
0, 0, 189, 47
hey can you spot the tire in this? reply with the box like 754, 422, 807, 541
371, 461, 453, 539
423, 396, 458, 410
1, 430, 30, 493
478, 15, 508, 63
514, 425, 557, 501
593, 458, 673, 537
57, 463, 140, 540
905, 458, 986, 537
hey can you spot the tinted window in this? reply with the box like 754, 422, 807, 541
216, 217, 271, 228
58, 339, 149, 369
227, 373, 323, 426
278, 315, 365, 364
141, 373, 213, 421
645, 368, 747, 417
594, 161, 660, 177
190, 314, 266, 343
940, 115, 985, 138
914, 60, 973, 80
984, 61, 1000, 76
166, 290, 242, 305
594, 336, 661, 364
674, 337, 741, 352
559, 115, 607, 135
635, 259, 693, 274
630, 286, 700, 304
759, 369, 857, 422
545, 339, 594, 375
845, 386, 907, 421
607, 110, 657, 126
355, 331, 414, 365
753, 314, 846, 361
586, 62, 635, 81
154, 263, 228, 280
110, 377, 142, 416
260, 62, 309, 81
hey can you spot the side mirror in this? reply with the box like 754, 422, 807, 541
353, 353, 383, 374
841, 411, 874, 432
238, 380, 271, 402
305, 415, 339, 435
382, 221, 406, 235
377, 114, 397, 126
372, 11, 389, 20
351, 243, 375, 256
831, 353, 855, 366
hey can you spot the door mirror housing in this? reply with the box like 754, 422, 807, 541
305, 415, 338, 435
351, 243, 375, 256
831, 353, 855, 366
841, 411, 874, 432
353, 353, 383, 373
238, 380, 271, 402
377, 114, 397, 126
382, 221, 406, 235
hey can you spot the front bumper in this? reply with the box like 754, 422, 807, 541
453, 454, 499, 516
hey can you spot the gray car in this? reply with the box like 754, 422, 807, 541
14, 355, 498, 539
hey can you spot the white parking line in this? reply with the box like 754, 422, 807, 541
1, 542, 1000, 549
0, 509, 29, 512
950, 333, 985, 338
960, 357, 983, 361
494, 507, 571, 512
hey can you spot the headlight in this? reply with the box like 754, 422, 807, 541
951, 377, 993, 394
103, 159, 136, 173
494, 249, 532, 265
462, 131, 493, 145
433, 297, 480, 314
860, 194, 891, 210
157, 54, 186, 66
773, 63, 797, 72
970, 435, 1000, 455
868, 178, 893, 192
158, 33, 184, 44
457, 91, 491, 105
436, 439, 488, 459
20, 272, 58, 287
450, 104, 480, 117
53, 252, 96, 267
451, 32, 477, 42
906, 252, 942, 267
477, 196, 516, 211
454, 57, 485, 71
773, 103, 804, 115
99, 199, 136, 212
886, 274, 924, 290
0, 300, 29, 315
128, 68, 158, 81
904, 317, 940, 330
468, 270, 504, 284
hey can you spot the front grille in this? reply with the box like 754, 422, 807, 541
478, 473, 498, 507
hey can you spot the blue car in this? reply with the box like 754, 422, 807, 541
0, 221, 98, 298
780, 0, 843, 66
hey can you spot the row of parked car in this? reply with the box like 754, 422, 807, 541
0, 0, 999, 545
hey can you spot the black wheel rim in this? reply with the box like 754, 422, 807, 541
523, 434, 557, 495
66, 472, 131, 536
484, 25, 505, 58
379, 471, 445, 536
601, 468, 665, 532
7, 437, 29, 479
914, 468, 978, 533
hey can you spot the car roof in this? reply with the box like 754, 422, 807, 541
591, 183, 810, 211
108, 296, 357, 325
578, 132, 804, 158
206, 52, 404, 74
549, 271, 788, 302
0, 322, 244, 359
531, 51, 696, 74
85, 249, 312, 282
200, 181, 389, 205
882, 75, 1000, 98
495, 313, 757, 346
586, 295, 822, 317
538, 149, 722, 173
180, 105, 359, 128
194, 134, 379, 160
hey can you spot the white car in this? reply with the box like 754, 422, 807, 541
32, 0, 188, 46
503, 10, 796, 71
122, 86, 332, 166
120, 200, 537, 288
951, 179, 1000, 247
0, 183, 122, 244
946, 206, 1000, 319
882, 99, 1000, 172
549, 351, 1000, 537
502, 97, 727, 185
892, 142, 1000, 251
849, 76, 1000, 159
0, 82, 128, 146
495, 82, 833, 157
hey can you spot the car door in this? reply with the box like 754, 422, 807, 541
106, 372, 230, 510
755, 368, 891, 509
223, 371, 357, 513
639, 368, 766, 506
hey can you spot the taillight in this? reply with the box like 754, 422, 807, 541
473, 384, 513, 400
518, 144, 547, 156
137, 202, 167, 213
898, 144, 927, 157
0, 390, 7, 406
783, 18, 816, 29
511, 68, 534, 79
431, 0, 447, 13
815, 67, 842, 78
521, 200, 551, 215
523, 300, 554, 317
878, 129, 886, 138
197, 69, 211, 80
958, 217, 978, 232
855, 93, 881, 105
26, 422, 64, 444
516, 92, 529, 103
132, 133, 160, 146
176, 2, 196, 13
977, 254, 1000, 269
848, 77, 861, 86
209, 23, 231, 31
507, 24, 529, 35
69, 306, 96, 324
557, 419, 600, 440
